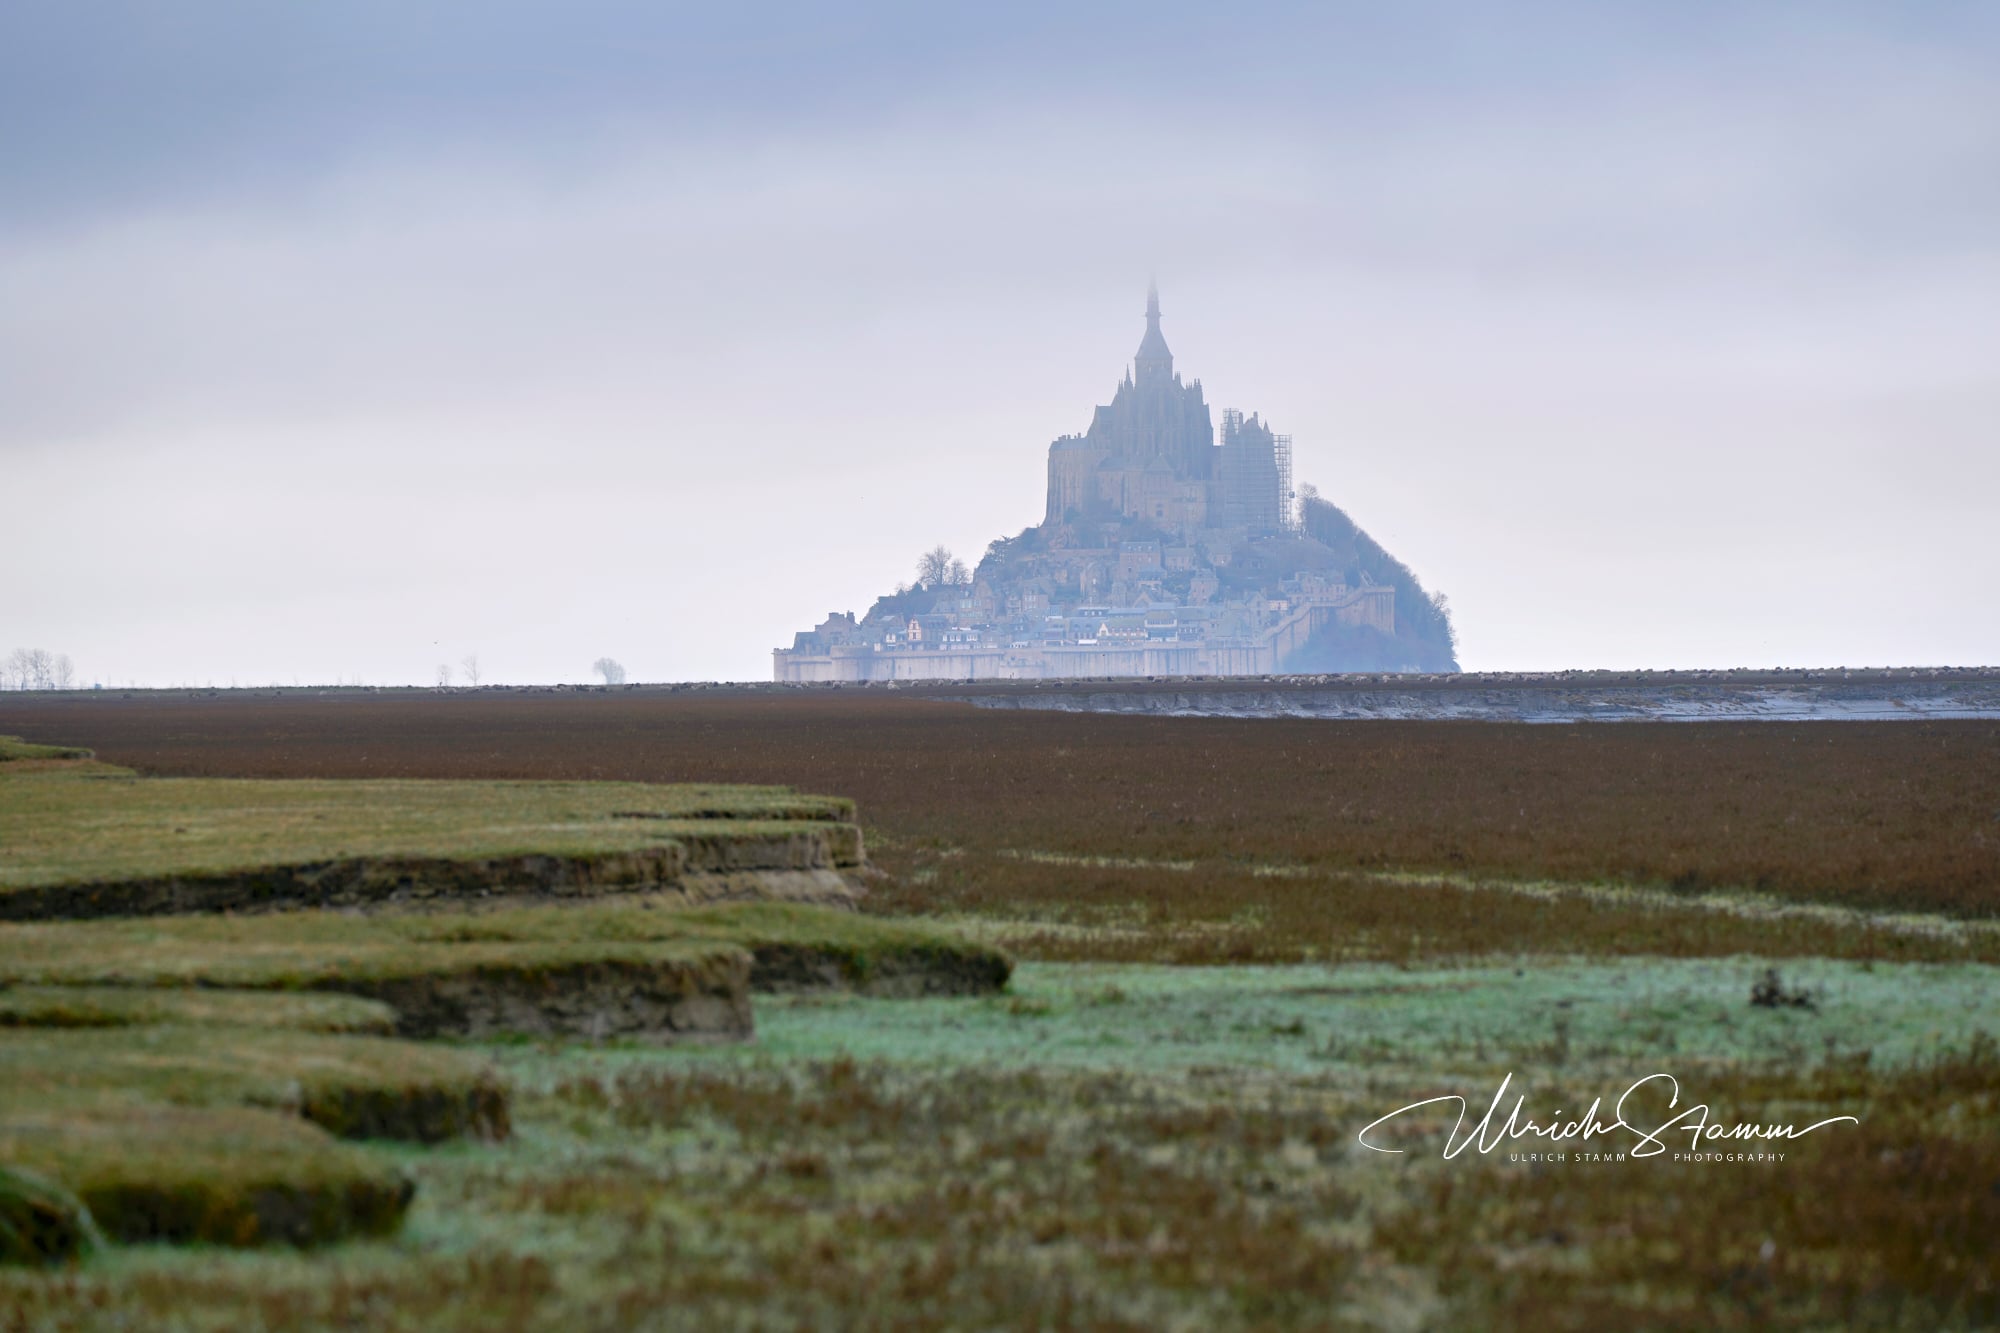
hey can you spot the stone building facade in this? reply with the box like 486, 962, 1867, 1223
1045, 285, 1286, 536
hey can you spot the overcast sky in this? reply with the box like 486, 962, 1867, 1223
4, 2, 1997, 685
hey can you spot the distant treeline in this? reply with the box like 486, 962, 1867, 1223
2, 648, 78, 691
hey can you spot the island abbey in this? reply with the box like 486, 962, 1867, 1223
773, 286, 1433, 682
1044, 285, 1292, 535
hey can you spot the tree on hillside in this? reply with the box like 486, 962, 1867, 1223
980, 526, 1043, 573
915, 546, 971, 588
593, 657, 626, 685
1428, 591, 1459, 659
916, 546, 955, 589
1299, 494, 1460, 672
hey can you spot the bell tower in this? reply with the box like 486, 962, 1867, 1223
1133, 281, 1173, 387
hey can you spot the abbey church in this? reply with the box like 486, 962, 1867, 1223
1046, 285, 1289, 536
774, 288, 1459, 681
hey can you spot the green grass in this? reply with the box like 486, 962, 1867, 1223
0, 900, 1008, 1003
0, 736, 1013, 1274
0, 737, 93, 762
0, 899, 1007, 1267
0, 1025, 508, 1144
545, 957, 2000, 1079
0, 910, 742, 991
0, 1166, 97, 1267
2, 967, 1992, 1326
0, 986, 397, 1034
0, 1107, 414, 1250
0, 1022, 502, 1259
0, 750, 860, 907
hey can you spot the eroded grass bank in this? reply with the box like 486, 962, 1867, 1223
0, 745, 1007, 1274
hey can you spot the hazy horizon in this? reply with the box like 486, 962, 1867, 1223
6, 2, 1998, 687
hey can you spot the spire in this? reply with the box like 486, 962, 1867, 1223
1134, 280, 1173, 385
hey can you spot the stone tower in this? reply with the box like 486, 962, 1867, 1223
1045, 284, 1216, 525
1134, 281, 1173, 388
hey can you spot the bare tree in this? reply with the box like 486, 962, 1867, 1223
459, 654, 481, 687
916, 546, 955, 589
946, 557, 969, 587
593, 657, 626, 686
435, 663, 453, 688
4, 648, 59, 690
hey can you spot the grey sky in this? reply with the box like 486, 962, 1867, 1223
4, 2, 1997, 684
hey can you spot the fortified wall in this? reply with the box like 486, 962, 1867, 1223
774, 583, 1394, 682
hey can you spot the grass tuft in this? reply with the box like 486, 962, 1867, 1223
0, 1166, 99, 1267
0, 737, 93, 763
0, 1108, 414, 1248
0, 986, 397, 1034
0, 902, 1010, 1034
0, 1026, 510, 1144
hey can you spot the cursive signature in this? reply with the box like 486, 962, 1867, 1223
1357, 1072, 1857, 1159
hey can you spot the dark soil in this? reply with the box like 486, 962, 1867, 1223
334, 956, 757, 1044
0, 847, 689, 923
